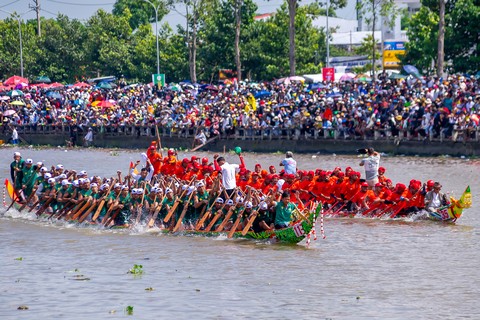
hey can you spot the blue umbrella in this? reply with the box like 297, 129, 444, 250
254, 90, 271, 99
403, 65, 421, 78
326, 93, 343, 98
46, 91, 62, 99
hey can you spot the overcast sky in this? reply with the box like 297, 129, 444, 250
0, 0, 357, 27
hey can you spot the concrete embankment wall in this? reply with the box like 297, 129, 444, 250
1, 132, 479, 157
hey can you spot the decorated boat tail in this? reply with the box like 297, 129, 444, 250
427, 186, 471, 222
3, 179, 316, 245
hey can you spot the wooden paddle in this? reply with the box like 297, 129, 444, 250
17, 186, 38, 212
172, 189, 196, 232
227, 207, 246, 238
91, 180, 116, 222
101, 190, 121, 225
163, 176, 196, 223
77, 199, 98, 223
241, 210, 259, 236
35, 197, 55, 217
147, 181, 172, 228
194, 180, 222, 231
71, 198, 93, 221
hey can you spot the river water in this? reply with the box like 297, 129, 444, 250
1, 147, 479, 319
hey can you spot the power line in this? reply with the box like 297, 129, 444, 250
0, 0, 21, 9
46, 0, 116, 6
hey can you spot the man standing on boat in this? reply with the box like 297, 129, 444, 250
274, 191, 296, 229
359, 147, 381, 187
10, 152, 24, 192
424, 182, 449, 212
280, 151, 297, 174
214, 153, 245, 198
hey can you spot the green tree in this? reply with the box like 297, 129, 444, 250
85, 9, 134, 78
113, 0, 169, 30
285, 0, 346, 76
354, 34, 381, 74
356, 0, 397, 80
402, 7, 438, 73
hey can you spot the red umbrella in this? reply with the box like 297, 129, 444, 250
95, 100, 114, 108
4, 75, 29, 86
73, 82, 91, 88
49, 82, 64, 88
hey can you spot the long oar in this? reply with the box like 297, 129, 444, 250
163, 176, 196, 223
215, 206, 235, 232
194, 183, 223, 231
101, 191, 121, 226
91, 180, 116, 222
17, 186, 38, 212
227, 207, 246, 238
241, 210, 259, 236
172, 190, 196, 232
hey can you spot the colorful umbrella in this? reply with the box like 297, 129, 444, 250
49, 82, 64, 88
73, 82, 91, 88
94, 100, 114, 108
339, 73, 356, 82
4, 75, 28, 86
3, 109, 16, 116
10, 100, 25, 106
7, 90, 23, 97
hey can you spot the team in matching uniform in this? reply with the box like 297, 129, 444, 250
9, 144, 449, 231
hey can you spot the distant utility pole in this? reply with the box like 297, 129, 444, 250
29, 0, 41, 36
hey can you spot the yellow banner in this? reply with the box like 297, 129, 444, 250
383, 50, 405, 67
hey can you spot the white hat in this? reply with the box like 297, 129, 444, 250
44, 173, 52, 179
155, 188, 163, 193
235, 196, 244, 204
48, 178, 56, 184
131, 188, 138, 195
78, 178, 85, 184
36, 161, 43, 167
114, 183, 122, 189
58, 173, 67, 179
259, 202, 268, 210
84, 178, 90, 183
122, 185, 129, 190
137, 188, 144, 194
79, 170, 87, 176
56, 164, 64, 169
40, 167, 48, 173
216, 198, 224, 204
14, 152, 21, 157
73, 180, 79, 187
90, 183, 97, 188
166, 188, 173, 193
181, 185, 188, 190
245, 201, 253, 209
100, 183, 109, 191
226, 199, 234, 206
25, 159, 33, 164
61, 179, 71, 186
196, 181, 205, 188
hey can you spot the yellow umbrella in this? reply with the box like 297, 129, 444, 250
10, 100, 25, 106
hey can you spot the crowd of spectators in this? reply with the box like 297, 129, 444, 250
1, 73, 480, 143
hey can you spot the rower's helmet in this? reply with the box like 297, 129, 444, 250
202, 157, 208, 164
168, 148, 175, 155
226, 199, 234, 206
427, 180, 435, 187
48, 178, 56, 184
378, 167, 386, 173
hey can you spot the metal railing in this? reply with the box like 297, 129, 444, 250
6, 124, 480, 143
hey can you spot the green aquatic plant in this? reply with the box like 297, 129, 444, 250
14, 257, 23, 261
125, 306, 134, 315
127, 264, 144, 275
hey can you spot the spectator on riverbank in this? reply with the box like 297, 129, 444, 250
1, 73, 479, 143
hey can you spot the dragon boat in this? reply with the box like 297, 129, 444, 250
323, 185, 471, 223
3, 179, 317, 245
